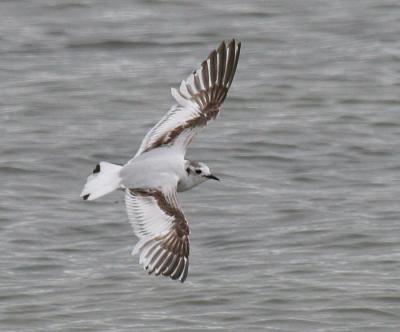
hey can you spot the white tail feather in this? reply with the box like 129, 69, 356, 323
80, 161, 122, 201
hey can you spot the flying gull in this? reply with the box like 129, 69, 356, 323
80, 39, 241, 282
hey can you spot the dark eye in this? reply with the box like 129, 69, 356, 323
195, 169, 202, 174
186, 168, 190, 174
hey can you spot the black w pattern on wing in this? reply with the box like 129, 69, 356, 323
135, 39, 241, 156
125, 188, 190, 282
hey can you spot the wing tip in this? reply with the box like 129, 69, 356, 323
217, 40, 226, 53
216, 38, 241, 52
136, 241, 190, 283
177, 39, 241, 107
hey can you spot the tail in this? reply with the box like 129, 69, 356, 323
80, 162, 122, 201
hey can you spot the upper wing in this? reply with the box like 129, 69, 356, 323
134, 39, 241, 157
125, 187, 190, 282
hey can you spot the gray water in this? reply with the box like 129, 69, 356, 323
1, 0, 400, 331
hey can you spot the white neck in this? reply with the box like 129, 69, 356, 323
177, 171, 206, 192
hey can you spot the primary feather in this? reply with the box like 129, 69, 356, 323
133, 39, 241, 157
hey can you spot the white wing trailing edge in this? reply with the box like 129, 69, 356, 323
125, 187, 190, 282
134, 39, 241, 157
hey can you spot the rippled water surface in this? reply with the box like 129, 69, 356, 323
1, 0, 400, 331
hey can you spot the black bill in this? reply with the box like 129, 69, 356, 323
205, 174, 220, 181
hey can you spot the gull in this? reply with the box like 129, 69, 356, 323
80, 39, 241, 282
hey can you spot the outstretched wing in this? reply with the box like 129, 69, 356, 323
134, 39, 241, 157
125, 187, 190, 282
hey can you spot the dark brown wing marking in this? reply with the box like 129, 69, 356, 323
132, 188, 189, 238
127, 188, 190, 282
137, 39, 241, 155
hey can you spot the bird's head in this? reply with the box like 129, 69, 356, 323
186, 161, 219, 182
178, 160, 220, 192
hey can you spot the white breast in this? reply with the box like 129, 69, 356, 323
177, 173, 207, 192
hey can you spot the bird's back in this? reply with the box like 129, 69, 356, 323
120, 147, 184, 189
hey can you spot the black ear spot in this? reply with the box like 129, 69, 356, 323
93, 164, 100, 174
83, 194, 90, 200
186, 167, 190, 174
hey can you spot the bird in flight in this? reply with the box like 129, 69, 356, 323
81, 40, 241, 282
